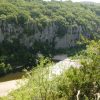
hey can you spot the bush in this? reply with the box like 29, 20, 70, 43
0, 63, 12, 76
2, 40, 99, 100
0, 40, 37, 75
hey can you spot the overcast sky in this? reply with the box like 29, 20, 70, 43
44, 0, 100, 3
72, 0, 100, 3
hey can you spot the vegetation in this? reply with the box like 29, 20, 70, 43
0, 0, 99, 75
0, 39, 37, 76
0, 0, 99, 99
1, 40, 99, 100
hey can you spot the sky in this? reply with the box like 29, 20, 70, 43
72, 0, 100, 3
44, 0, 100, 3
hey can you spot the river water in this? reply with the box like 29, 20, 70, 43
0, 55, 67, 82
0, 72, 24, 82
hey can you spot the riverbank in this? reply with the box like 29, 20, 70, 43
0, 56, 80, 97
0, 79, 22, 97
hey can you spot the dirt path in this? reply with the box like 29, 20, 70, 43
0, 79, 21, 97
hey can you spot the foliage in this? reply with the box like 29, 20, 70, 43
0, 0, 99, 35
0, 0, 100, 78
0, 63, 12, 76
1, 40, 100, 100
0, 1, 99, 99
0, 39, 37, 75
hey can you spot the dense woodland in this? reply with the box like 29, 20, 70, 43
0, 0, 100, 75
0, 0, 100, 100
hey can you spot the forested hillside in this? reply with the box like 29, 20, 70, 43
0, 0, 100, 75
0, 0, 100, 100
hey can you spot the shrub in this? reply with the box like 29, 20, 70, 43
2, 40, 99, 100
0, 63, 12, 76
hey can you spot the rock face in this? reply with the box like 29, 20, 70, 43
0, 20, 95, 49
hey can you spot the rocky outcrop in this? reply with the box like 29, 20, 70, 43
0, 20, 96, 49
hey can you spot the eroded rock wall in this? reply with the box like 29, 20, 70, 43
0, 21, 92, 49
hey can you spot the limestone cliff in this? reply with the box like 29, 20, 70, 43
0, 20, 96, 49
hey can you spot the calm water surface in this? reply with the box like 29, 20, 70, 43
0, 72, 24, 82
